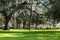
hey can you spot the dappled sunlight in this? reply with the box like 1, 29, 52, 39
37, 34, 55, 37
37, 33, 60, 40
37, 37, 60, 40
38, 37, 47, 40
0, 33, 26, 37
0, 33, 17, 37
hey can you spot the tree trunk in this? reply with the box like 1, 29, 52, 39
3, 17, 9, 30
35, 19, 38, 29
35, 14, 38, 29
29, 0, 33, 30
13, 14, 17, 29
35, 23, 38, 29
23, 20, 26, 29
53, 20, 56, 29
23, 21, 25, 29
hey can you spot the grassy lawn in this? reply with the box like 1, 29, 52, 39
0, 30, 60, 40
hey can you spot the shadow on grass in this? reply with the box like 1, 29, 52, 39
0, 31, 60, 40
0, 36, 60, 40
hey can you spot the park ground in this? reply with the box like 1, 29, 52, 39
0, 29, 60, 40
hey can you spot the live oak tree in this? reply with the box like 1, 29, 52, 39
0, 0, 29, 30
0, 0, 16, 30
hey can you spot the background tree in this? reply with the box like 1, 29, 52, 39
45, 0, 60, 29
0, 0, 30, 30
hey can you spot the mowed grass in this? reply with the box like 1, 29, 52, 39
0, 30, 60, 40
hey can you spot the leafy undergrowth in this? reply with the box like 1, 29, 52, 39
0, 30, 60, 40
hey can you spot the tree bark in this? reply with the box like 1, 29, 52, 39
13, 14, 17, 29
29, 0, 33, 30
3, 17, 9, 30
3, 13, 12, 30
53, 20, 56, 29
23, 20, 26, 29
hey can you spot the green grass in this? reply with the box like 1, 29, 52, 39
0, 30, 60, 40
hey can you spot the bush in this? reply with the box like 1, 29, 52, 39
46, 26, 51, 29
56, 27, 60, 29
